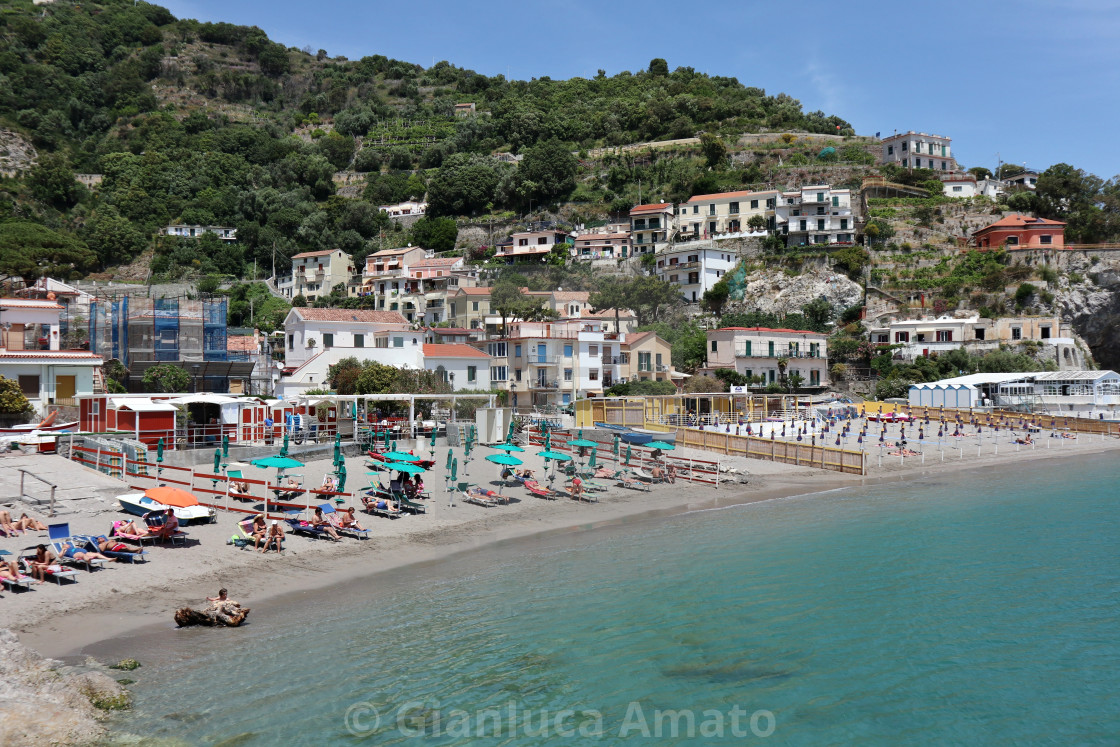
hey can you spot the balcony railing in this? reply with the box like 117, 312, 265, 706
735, 349, 823, 359
656, 364, 669, 372
527, 355, 559, 365
531, 380, 559, 389
604, 355, 627, 365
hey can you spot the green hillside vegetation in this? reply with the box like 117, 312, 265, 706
0, 0, 855, 288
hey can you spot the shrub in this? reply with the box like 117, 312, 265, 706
0, 376, 33, 416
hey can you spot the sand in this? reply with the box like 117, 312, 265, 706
3, 426, 1119, 661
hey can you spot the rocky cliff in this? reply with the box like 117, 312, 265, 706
727, 266, 863, 317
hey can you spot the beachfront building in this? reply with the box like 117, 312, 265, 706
879, 131, 955, 171
494, 229, 571, 264
448, 286, 493, 331
629, 203, 676, 252
378, 200, 427, 218
868, 314, 1077, 364
908, 370, 1120, 413
422, 344, 493, 391
972, 214, 1066, 249
654, 245, 739, 303
159, 225, 237, 241
704, 326, 829, 387
424, 327, 482, 344
277, 308, 421, 397
0, 298, 103, 413
583, 307, 639, 336
621, 330, 675, 385
774, 185, 856, 246
679, 190, 778, 241
286, 249, 355, 302
571, 231, 632, 260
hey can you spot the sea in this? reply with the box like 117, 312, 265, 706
107, 452, 1120, 745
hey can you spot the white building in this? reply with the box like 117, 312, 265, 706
775, 185, 856, 246
909, 370, 1120, 412
378, 200, 427, 218
160, 225, 237, 241
494, 229, 570, 263
571, 232, 632, 260
278, 308, 421, 397
869, 314, 1077, 364
654, 245, 738, 303
942, 174, 978, 198
0, 299, 103, 413
287, 249, 355, 302
422, 344, 493, 391
1004, 171, 1039, 190
880, 131, 955, 171
977, 178, 1005, 199
705, 326, 829, 387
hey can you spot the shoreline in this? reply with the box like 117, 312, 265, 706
6, 436, 1120, 661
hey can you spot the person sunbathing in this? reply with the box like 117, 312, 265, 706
57, 541, 112, 563
1015, 435, 1034, 445
27, 545, 55, 583
666, 464, 677, 484
261, 520, 284, 553
519, 469, 535, 481
0, 509, 20, 536
89, 535, 143, 555
16, 513, 47, 532
338, 507, 365, 531
650, 465, 666, 482
370, 497, 401, 514
1, 559, 27, 585
311, 506, 342, 541
114, 520, 156, 538
593, 465, 614, 479
229, 480, 250, 497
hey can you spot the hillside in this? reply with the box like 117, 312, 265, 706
0, 0, 853, 285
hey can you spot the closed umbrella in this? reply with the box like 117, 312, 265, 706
464, 439, 472, 458
625, 444, 632, 465
446, 448, 454, 471
156, 437, 165, 463
280, 430, 289, 457
450, 457, 458, 482
336, 463, 347, 493
613, 435, 620, 462
213, 448, 221, 474
429, 427, 437, 455
333, 434, 342, 466
222, 433, 229, 458
589, 447, 598, 470
507, 419, 516, 443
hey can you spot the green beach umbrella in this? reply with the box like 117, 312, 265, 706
386, 461, 426, 476
579, 428, 584, 439
625, 444, 632, 465
430, 428, 437, 448
450, 457, 458, 482
464, 439, 472, 458
156, 437, 164, 463
544, 430, 551, 451
213, 448, 221, 473
333, 434, 342, 465
489, 443, 525, 453
446, 448, 454, 470
537, 450, 572, 462
646, 441, 676, 451
336, 463, 347, 492
485, 453, 523, 466
222, 433, 229, 458
280, 430, 289, 456
507, 420, 515, 442
383, 429, 390, 447
613, 435, 620, 459
381, 451, 419, 462
252, 455, 304, 470
567, 439, 598, 448
589, 447, 598, 469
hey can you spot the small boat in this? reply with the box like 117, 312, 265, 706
867, 412, 912, 423
117, 493, 216, 524
0, 420, 78, 435
594, 422, 631, 432
0, 431, 59, 453
620, 431, 654, 445
630, 428, 675, 444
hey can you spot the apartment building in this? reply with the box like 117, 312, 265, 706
622, 331, 674, 385
629, 203, 676, 252
494, 229, 571, 263
705, 326, 829, 387
679, 190, 778, 240
422, 344, 493, 391
775, 185, 856, 246
286, 249, 355, 301
868, 314, 1077, 364
571, 231, 632, 260
880, 131, 955, 171
654, 245, 738, 303
448, 286, 493, 330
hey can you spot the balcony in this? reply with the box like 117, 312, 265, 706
656, 364, 669, 372
604, 355, 626, 365
527, 355, 559, 365
735, 349, 823, 359
530, 380, 559, 389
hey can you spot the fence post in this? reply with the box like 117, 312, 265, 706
49, 485, 56, 518
19, 471, 24, 503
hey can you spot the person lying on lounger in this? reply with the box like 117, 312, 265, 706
57, 541, 112, 563
229, 481, 250, 497
338, 507, 365, 531
1, 559, 26, 584
1015, 435, 1034, 445
16, 513, 47, 532
311, 506, 342, 541
518, 469, 535, 481
114, 520, 153, 538
0, 509, 19, 536
89, 535, 144, 555
369, 497, 401, 514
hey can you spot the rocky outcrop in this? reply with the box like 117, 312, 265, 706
1056, 266, 1120, 371
728, 267, 862, 316
0, 128, 37, 175
0, 629, 130, 745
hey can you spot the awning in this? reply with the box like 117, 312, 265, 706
112, 398, 178, 412
166, 393, 242, 405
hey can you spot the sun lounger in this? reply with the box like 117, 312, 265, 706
110, 520, 156, 547
395, 490, 427, 515
2, 569, 35, 591
361, 492, 402, 519
49, 523, 112, 571
19, 556, 79, 585
283, 510, 336, 540
143, 512, 188, 546
72, 534, 147, 564
523, 480, 557, 500
317, 503, 369, 540
459, 483, 503, 507
230, 517, 281, 551
615, 471, 651, 491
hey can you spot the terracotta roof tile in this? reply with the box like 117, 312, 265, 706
717, 326, 826, 335
293, 309, 408, 324
974, 214, 1066, 232
629, 203, 673, 214
292, 249, 343, 259
423, 343, 491, 359
227, 335, 258, 352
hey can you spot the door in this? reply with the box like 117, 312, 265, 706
56, 375, 76, 403
537, 343, 546, 363
7, 323, 24, 350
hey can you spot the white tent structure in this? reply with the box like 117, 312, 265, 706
910, 370, 1120, 413
909, 373, 1023, 408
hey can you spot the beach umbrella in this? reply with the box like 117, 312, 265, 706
144, 485, 199, 508
213, 448, 221, 474
156, 437, 165, 463
835, 435, 841, 446
613, 435, 620, 461
589, 447, 598, 470
381, 451, 420, 462
797, 432, 803, 442
222, 433, 229, 458
387, 461, 426, 476
544, 430, 552, 451
252, 455, 305, 469
624, 444, 632, 465
508, 420, 516, 443
646, 441, 675, 451
537, 450, 572, 462
464, 439, 472, 458
567, 439, 597, 448
485, 454, 523, 467
857, 434, 863, 444
446, 448, 454, 471
489, 443, 525, 453
333, 434, 342, 466
429, 427, 437, 455
280, 431, 289, 457
450, 458, 458, 483
336, 463, 347, 493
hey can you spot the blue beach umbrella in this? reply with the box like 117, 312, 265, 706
538, 450, 572, 462
485, 454, 523, 467
489, 443, 525, 453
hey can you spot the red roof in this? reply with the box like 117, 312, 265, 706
411, 257, 463, 267
0, 299, 64, 310
458, 287, 492, 295
227, 335, 258, 352
974, 214, 1066, 233
429, 327, 478, 335
292, 309, 408, 324
629, 203, 672, 214
423, 343, 491, 359
0, 350, 102, 360
292, 249, 341, 259
717, 326, 826, 335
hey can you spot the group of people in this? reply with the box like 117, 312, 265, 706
243, 506, 366, 553
0, 510, 47, 537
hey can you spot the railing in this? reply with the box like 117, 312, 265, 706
531, 380, 559, 389
735, 349, 823, 359
656, 364, 669, 372
604, 356, 627, 365
527, 355, 559, 365
18, 469, 57, 517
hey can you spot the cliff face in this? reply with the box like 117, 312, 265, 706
729, 266, 863, 317
1058, 269, 1120, 371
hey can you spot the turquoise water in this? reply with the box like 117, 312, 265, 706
111, 454, 1120, 745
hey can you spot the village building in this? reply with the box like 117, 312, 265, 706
679, 190, 778, 240
571, 231, 632, 260
282, 249, 355, 301
654, 245, 738, 303
704, 326, 829, 388
879, 131, 956, 171
159, 225, 237, 241
629, 203, 676, 252
775, 185, 856, 246
972, 214, 1066, 249
422, 344, 493, 391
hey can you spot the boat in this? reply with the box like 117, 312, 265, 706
0, 420, 78, 435
594, 422, 631, 432
867, 412, 912, 423
619, 431, 654, 445
629, 428, 676, 444
117, 493, 216, 524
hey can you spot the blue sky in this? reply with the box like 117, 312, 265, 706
161, 0, 1120, 178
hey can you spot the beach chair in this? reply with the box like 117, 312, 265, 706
227, 470, 253, 501
395, 489, 428, 515
282, 510, 334, 540
361, 493, 402, 519
48, 523, 112, 571
615, 471, 651, 492
72, 534, 147, 564
314, 503, 369, 540
523, 480, 556, 500
18, 555, 79, 585
1, 565, 35, 591
459, 483, 502, 507
142, 512, 188, 546
631, 467, 657, 482
230, 517, 282, 551
110, 520, 156, 547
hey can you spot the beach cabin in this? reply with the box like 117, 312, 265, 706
79, 395, 178, 446
78, 393, 275, 448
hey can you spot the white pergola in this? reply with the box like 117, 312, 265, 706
289, 392, 499, 441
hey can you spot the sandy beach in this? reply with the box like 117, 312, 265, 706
3, 424, 1119, 661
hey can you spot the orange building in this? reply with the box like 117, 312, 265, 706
972, 214, 1066, 249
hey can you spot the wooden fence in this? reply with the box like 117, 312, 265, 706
862, 401, 1118, 437
672, 428, 866, 475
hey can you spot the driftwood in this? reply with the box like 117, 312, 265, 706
174, 603, 251, 627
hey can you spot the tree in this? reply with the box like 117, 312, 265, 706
699, 132, 728, 169
831, 246, 870, 279
787, 372, 805, 392
682, 374, 723, 393
701, 279, 730, 315
863, 218, 894, 246
317, 132, 356, 170
747, 214, 768, 231
29, 153, 85, 208
648, 58, 669, 76
427, 154, 503, 216
0, 376, 33, 417
198, 275, 222, 294
410, 217, 458, 251
0, 222, 97, 285
514, 138, 578, 206
802, 298, 833, 330
291, 294, 307, 307
85, 207, 147, 267
143, 363, 191, 393
968, 166, 993, 180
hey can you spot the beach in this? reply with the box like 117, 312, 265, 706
2, 423, 1119, 661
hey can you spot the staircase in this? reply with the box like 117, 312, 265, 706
92, 367, 107, 394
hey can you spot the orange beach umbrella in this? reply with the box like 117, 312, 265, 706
144, 486, 200, 508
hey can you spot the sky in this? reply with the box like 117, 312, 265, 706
160, 0, 1120, 178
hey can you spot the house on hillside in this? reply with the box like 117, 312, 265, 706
941, 174, 978, 198
423, 344, 492, 390
1004, 171, 1040, 190
629, 203, 676, 251
655, 246, 738, 303
868, 314, 1079, 366
160, 225, 237, 241
287, 249, 355, 301
495, 230, 571, 263
571, 231, 632, 260
680, 190, 777, 240
705, 326, 829, 387
774, 185, 855, 246
972, 214, 1065, 249
879, 131, 955, 171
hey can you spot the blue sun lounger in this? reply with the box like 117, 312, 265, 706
72, 534, 148, 563
48, 523, 112, 571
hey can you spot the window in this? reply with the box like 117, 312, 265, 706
936, 330, 953, 342
18, 375, 38, 397
322, 333, 334, 349
816, 192, 825, 202
669, 275, 678, 283
648, 218, 660, 229
768, 341, 775, 357
537, 237, 547, 245
887, 145, 894, 155
810, 370, 820, 385
514, 344, 522, 358
941, 161, 947, 170
450, 302, 457, 316
840, 219, 848, 230
467, 366, 477, 383
915, 158, 922, 168
564, 368, 573, 381
832, 196, 839, 207
564, 344, 573, 357
708, 204, 716, 216
953, 186, 963, 193
743, 340, 752, 356
518, 238, 528, 246
655, 353, 662, 366
1012, 327, 1022, 340
354, 334, 364, 348
975, 328, 985, 341
901, 142, 908, 152
817, 219, 825, 230
1040, 325, 1051, 339
895, 331, 910, 343
799, 220, 807, 231
393, 336, 404, 348
729, 202, 739, 214
639, 352, 651, 371
487, 342, 507, 357
589, 369, 599, 381
711, 340, 718, 353
288, 334, 294, 350
902, 158, 908, 167
515, 368, 522, 381
1040, 235, 1052, 245
472, 301, 479, 311
491, 366, 508, 381
1006, 236, 1019, 246
589, 345, 599, 356
766, 198, 775, 208
817, 206, 826, 215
